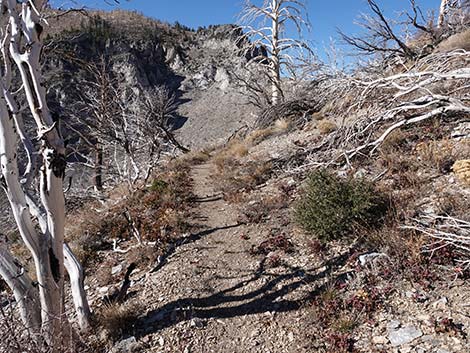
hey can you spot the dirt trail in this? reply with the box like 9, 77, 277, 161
138, 163, 314, 353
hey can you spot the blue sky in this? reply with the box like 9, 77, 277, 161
51, 0, 442, 54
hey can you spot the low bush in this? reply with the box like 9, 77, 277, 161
214, 158, 273, 202
295, 170, 388, 242
98, 301, 143, 340
66, 162, 194, 270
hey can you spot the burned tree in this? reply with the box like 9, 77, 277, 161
0, 0, 90, 350
238, 0, 312, 106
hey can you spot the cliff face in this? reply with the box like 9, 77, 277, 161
43, 11, 256, 148
1, 11, 259, 231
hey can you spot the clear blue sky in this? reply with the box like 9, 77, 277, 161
51, 0, 442, 54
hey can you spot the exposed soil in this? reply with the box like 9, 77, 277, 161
114, 160, 470, 353
132, 163, 316, 352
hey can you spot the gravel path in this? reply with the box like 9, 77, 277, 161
136, 163, 313, 353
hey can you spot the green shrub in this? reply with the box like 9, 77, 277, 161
150, 178, 169, 193
295, 170, 387, 242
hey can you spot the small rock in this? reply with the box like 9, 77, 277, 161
432, 297, 448, 310
388, 326, 423, 347
372, 336, 388, 344
112, 265, 123, 275
354, 168, 367, 178
286, 178, 296, 187
416, 315, 432, 326
436, 349, 451, 353
358, 252, 388, 266
388, 320, 401, 330
190, 318, 204, 328
110, 336, 138, 353
288, 332, 294, 342
421, 335, 434, 342
98, 286, 109, 294
158, 337, 164, 346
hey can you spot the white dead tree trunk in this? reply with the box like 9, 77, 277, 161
0, 0, 90, 348
437, 0, 468, 28
438, 0, 453, 28
239, 0, 311, 106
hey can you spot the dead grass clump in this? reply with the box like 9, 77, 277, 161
180, 150, 211, 165
66, 163, 194, 271
127, 245, 161, 268
311, 112, 325, 121
436, 192, 469, 219
436, 28, 470, 52
415, 139, 458, 172
317, 119, 337, 135
214, 159, 273, 202
98, 301, 143, 340
213, 140, 250, 170
227, 141, 249, 158
246, 127, 276, 145
380, 128, 410, 154
453, 159, 470, 186
238, 194, 289, 224
246, 118, 291, 145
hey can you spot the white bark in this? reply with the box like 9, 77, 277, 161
0, 1, 90, 348
239, 0, 311, 106
64, 244, 91, 330
438, 0, 452, 28
0, 243, 41, 329
271, 0, 281, 105
5, 0, 65, 339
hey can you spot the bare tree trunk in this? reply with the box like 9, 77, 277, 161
0, 1, 90, 348
438, 0, 452, 28
94, 145, 103, 191
64, 244, 91, 330
0, 245, 41, 330
271, 0, 282, 105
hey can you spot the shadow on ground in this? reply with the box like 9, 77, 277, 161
136, 246, 356, 337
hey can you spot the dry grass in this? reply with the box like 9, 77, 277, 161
317, 119, 338, 135
66, 204, 107, 266
97, 301, 143, 340
436, 29, 470, 52
246, 118, 291, 145
311, 112, 325, 121
213, 140, 250, 175
453, 159, 470, 186
65, 162, 194, 270
180, 150, 211, 165
413, 138, 469, 178
213, 157, 273, 202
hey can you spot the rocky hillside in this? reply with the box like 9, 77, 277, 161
44, 10, 256, 148
1, 6, 470, 353
0, 10, 257, 231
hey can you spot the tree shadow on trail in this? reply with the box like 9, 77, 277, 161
150, 223, 241, 273
136, 245, 356, 337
